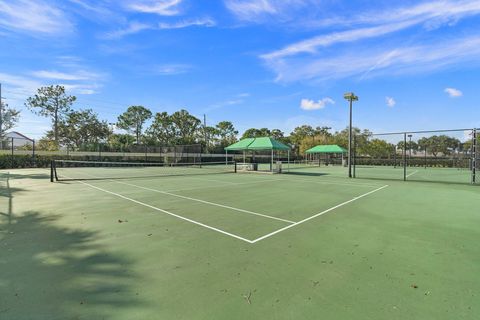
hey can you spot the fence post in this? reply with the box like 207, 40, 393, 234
11, 137, 14, 168
353, 135, 356, 178
403, 133, 407, 181
32, 139, 36, 166
145, 145, 148, 162
424, 146, 427, 169
472, 129, 476, 184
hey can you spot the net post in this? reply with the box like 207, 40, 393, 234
403, 132, 407, 181
234, 160, 237, 173
50, 160, 55, 182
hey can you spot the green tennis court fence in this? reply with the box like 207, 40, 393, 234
353, 128, 479, 185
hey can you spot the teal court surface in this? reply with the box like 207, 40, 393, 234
1, 163, 479, 319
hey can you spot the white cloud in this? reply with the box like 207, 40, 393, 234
125, 0, 183, 16
265, 35, 480, 82
444, 87, 463, 97
261, 1, 480, 83
154, 64, 192, 75
262, 20, 419, 61
224, 0, 309, 22
103, 21, 153, 39
31, 70, 103, 81
104, 18, 215, 39
386, 97, 396, 107
158, 18, 216, 29
0, 0, 73, 36
225, 0, 277, 19
310, 0, 480, 29
300, 98, 334, 111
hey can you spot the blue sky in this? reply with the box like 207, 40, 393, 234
1, 0, 480, 139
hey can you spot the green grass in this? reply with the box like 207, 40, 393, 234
1, 165, 479, 319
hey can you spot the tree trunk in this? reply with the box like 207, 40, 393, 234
136, 124, 140, 145
54, 108, 58, 143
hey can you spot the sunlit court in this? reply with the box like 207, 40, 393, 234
1, 0, 480, 319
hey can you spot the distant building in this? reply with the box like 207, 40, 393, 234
4, 131, 34, 148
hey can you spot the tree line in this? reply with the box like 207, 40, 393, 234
1, 85, 475, 158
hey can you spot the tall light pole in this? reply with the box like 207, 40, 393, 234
344, 92, 358, 178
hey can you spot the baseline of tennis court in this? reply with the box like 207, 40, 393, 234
56, 170, 389, 243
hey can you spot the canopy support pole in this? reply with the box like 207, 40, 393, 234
271, 149, 273, 172
288, 150, 290, 172
225, 150, 228, 165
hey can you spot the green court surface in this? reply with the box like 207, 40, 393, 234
1, 165, 479, 319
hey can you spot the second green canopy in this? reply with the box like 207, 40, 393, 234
305, 144, 347, 154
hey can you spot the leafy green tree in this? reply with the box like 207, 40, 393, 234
0, 101, 20, 138
417, 135, 461, 157
204, 126, 219, 151
290, 125, 315, 145
241, 128, 271, 139
146, 112, 175, 145
270, 129, 284, 140
365, 139, 395, 158
107, 133, 136, 151
25, 85, 76, 143
36, 138, 60, 151
170, 109, 201, 144
57, 109, 111, 149
117, 105, 152, 144
216, 121, 238, 147
314, 126, 332, 137
332, 127, 371, 154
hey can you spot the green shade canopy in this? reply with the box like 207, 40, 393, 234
305, 144, 347, 154
225, 137, 290, 151
223, 138, 256, 151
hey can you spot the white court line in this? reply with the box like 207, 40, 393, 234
113, 180, 296, 224
250, 185, 389, 243
269, 176, 383, 188
406, 170, 419, 178
56, 172, 389, 244
186, 175, 240, 185
72, 178, 255, 243
70, 171, 295, 224
164, 178, 280, 193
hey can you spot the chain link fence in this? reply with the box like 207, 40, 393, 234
354, 128, 478, 185
0, 138, 231, 169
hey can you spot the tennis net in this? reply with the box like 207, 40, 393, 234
51, 160, 236, 182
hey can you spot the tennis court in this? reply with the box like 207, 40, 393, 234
1, 163, 479, 319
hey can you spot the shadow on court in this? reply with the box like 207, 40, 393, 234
1, 173, 50, 181
284, 171, 330, 177
0, 211, 144, 319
